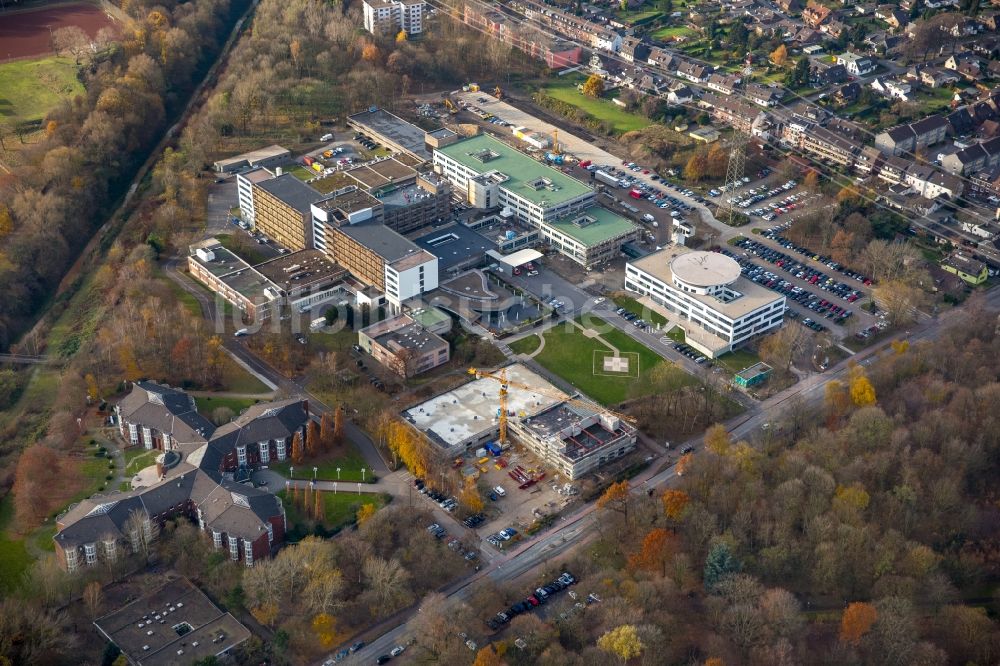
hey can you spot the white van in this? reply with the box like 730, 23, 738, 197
320, 133, 334, 142
494, 486, 506, 497
642, 213, 655, 223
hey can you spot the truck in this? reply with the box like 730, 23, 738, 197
302, 155, 315, 167
595, 170, 623, 188
629, 189, 643, 199
310, 317, 328, 331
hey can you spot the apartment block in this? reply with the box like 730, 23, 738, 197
252, 174, 323, 250
363, 0, 425, 36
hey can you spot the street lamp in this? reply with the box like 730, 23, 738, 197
290, 466, 294, 479
361, 467, 366, 482
333, 482, 338, 495
336, 467, 341, 480
313, 466, 318, 481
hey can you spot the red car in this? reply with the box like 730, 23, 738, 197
527, 596, 540, 607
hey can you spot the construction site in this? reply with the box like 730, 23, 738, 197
401, 362, 637, 480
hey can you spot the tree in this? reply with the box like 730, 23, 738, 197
311, 613, 345, 649
597, 480, 631, 525
706, 143, 729, 178
12, 445, 61, 530
83, 581, 104, 618
628, 528, 675, 576
840, 602, 878, 645
582, 74, 605, 98
874, 280, 922, 327
356, 503, 377, 526
473, 645, 503, 666
306, 420, 321, 456
704, 542, 739, 591
803, 169, 820, 192
683, 152, 707, 182
758, 324, 807, 373
662, 489, 690, 521
211, 406, 234, 425
396, 29, 407, 42
52, 26, 90, 65
849, 366, 876, 406
704, 424, 732, 455
333, 404, 345, 446
770, 44, 788, 67
314, 490, 325, 522
361, 43, 381, 63
291, 431, 304, 464
124, 509, 158, 563
787, 57, 811, 88
459, 476, 484, 513
824, 379, 851, 426
597, 624, 644, 664
320, 411, 333, 451
676, 452, 693, 476
362, 556, 412, 616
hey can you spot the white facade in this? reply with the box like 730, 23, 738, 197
625, 249, 785, 358
385, 255, 438, 309
237, 172, 257, 226
363, 0, 425, 35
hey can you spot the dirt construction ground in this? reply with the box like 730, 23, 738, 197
475, 445, 578, 550
0, 2, 117, 60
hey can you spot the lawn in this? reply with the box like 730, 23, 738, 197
531, 317, 688, 405
287, 164, 316, 181
508, 334, 541, 355
124, 446, 159, 474
269, 445, 375, 483
665, 326, 685, 343
0, 56, 84, 124
611, 294, 669, 328
219, 356, 272, 394
0, 495, 31, 595
278, 488, 389, 533
715, 348, 762, 375
542, 78, 650, 134
161, 270, 204, 318
651, 25, 698, 41
194, 395, 263, 421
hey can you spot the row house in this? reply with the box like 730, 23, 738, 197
802, 125, 859, 168
904, 164, 965, 199
647, 47, 677, 71
700, 93, 766, 134
620, 36, 650, 63
854, 145, 884, 177
876, 154, 911, 185
705, 72, 742, 95
942, 136, 1000, 174
874, 115, 950, 156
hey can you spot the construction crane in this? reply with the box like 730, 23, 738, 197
552, 129, 561, 155
493, 85, 503, 100
468, 367, 634, 447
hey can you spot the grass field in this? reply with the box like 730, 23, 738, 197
0, 495, 31, 594
508, 335, 541, 355
287, 164, 316, 181
651, 25, 698, 41
611, 294, 669, 328
0, 57, 83, 124
194, 395, 263, 420
531, 317, 688, 405
715, 348, 762, 375
542, 77, 650, 134
220, 358, 272, 394
269, 445, 375, 483
124, 446, 159, 474
278, 488, 389, 532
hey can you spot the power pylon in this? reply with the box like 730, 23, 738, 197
722, 129, 749, 226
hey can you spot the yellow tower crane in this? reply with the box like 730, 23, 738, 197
467, 367, 634, 447
552, 129, 561, 155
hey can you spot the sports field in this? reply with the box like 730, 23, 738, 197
0, 2, 116, 59
0, 57, 84, 124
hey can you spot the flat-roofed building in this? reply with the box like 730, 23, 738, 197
414, 222, 495, 274
187, 238, 347, 320
348, 107, 433, 161
328, 222, 439, 309
358, 313, 450, 377
433, 133, 594, 227
252, 174, 322, 250
311, 187, 384, 257
213, 144, 290, 173
343, 158, 451, 233
541, 206, 640, 268
626, 247, 785, 358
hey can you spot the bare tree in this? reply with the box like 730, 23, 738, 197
362, 556, 413, 616
125, 509, 159, 563
758, 325, 809, 374
83, 581, 104, 618
52, 26, 91, 65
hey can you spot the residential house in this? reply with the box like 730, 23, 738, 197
835, 81, 861, 103
667, 84, 695, 104
837, 51, 877, 76
941, 253, 989, 284
865, 32, 904, 56
637, 73, 668, 94
744, 83, 784, 107
801, 125, 859, 168
947, 107, 977, 136
957, 60, 983, 82
699, 93, 765, 133
810, 61, 849, 87
792, 27, 823, 45
942, 136, 1000, 174
874, 115, 950, 155
972, 35, 1000, 58
676, 60, 714, 83
592, 30, 623, 52
776, 0, 802, 12
802, 0, 833, 27
904, 163, 965, 199
882, 6, 908, 29
854, 145, 884, 176
871, 77, 912, 101
945, 52, 980, 71
705, 72, 741, 95
822, 19, 847, 38
647, 47, 677, 72
988, 60, 1000, 80
619, 36, 650, 63
947, 17, 981, 38
877, 154, 911, 184
920, 67, 960, 88
978, 11, 1000, 31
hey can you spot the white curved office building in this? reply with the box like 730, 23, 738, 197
625, 247, 785, 357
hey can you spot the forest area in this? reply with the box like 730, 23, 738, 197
453, 302, 1000, 666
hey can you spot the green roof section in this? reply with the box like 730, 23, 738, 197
435, 134, 592, 207
545, 206, 638, 247
409, 306, 452, 330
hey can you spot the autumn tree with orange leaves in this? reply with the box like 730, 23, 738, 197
597, 480, 631, 526
662, 489, 690, 521
291, 431, 304, 464
840, 602, 877, 645
628, 528, 676, 576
